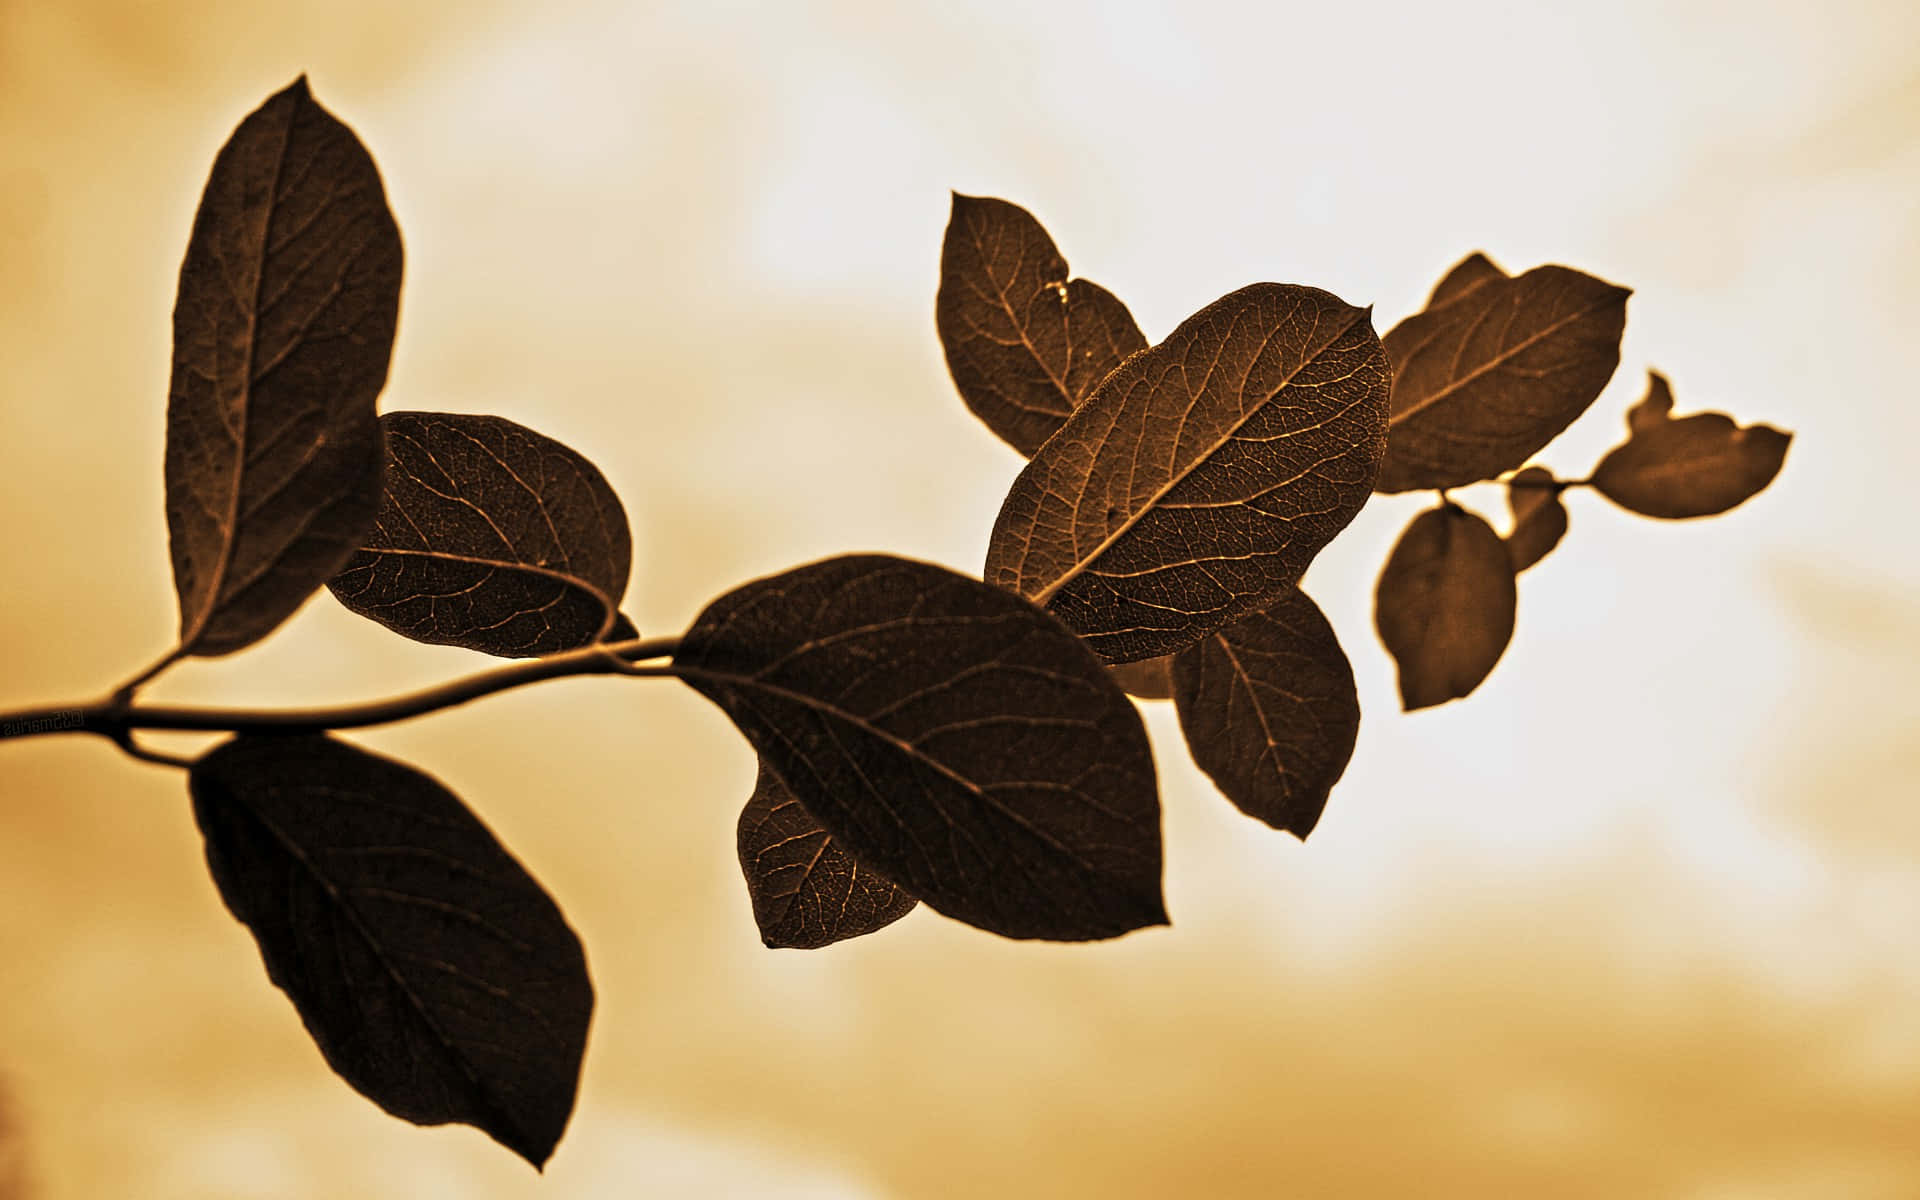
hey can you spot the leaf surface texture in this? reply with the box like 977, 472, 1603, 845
936, 195, 1147, 456
737, 763, 917, 949
675, 554, 1165, 942
986, 283, 1389, 664
164, 77, 402, 655
1171, 588, 1359, 838
328, 411, 632, 657
1374, 505, 1516, 710
1376, 266, 1628, 492
189, 734, 592, 1168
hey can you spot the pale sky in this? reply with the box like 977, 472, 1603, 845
2, 1, 1918, 1196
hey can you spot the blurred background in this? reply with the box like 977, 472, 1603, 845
3, 0, 1917, 1195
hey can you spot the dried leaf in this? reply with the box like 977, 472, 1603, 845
1504, 466, 1568, 572
1592, 406, 1791, 520
1375, 266, 1629, 493
189, 734, 592, 1169
1628, 369, 1675, 433
737, 763, 917, 949
675, 554, 1165, 942
936, 194, 1148, 456
1170, 588, 1359, 838
165, 76, 402, 656
1106, 655, 1175, 701
327, 412, 632, 657
1425, 251, 1507, 309
1374, 505, 1516, 711
985, 283, 1390, 664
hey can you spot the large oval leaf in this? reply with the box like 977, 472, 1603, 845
188, 734, 592, 1169
1374, 505, 1516, 711
164, 77, 402, 656
984, 283, 1390, 665
737, 763, 918, 950
935, 194, 1148, 456
327, 411, 632, 657
1171, 588, 1359, 839
674, 554, 1165, 942
1375, 266, 1629, 493
1591, 373, 1791, 519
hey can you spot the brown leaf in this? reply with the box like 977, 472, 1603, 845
190, 734, 592, 1168
1374, 505, 1516, 711
1425, 251, 1507, 309
1375, 266, 1629, 493
1504, 466, 1568, 572
165, 76, 402, 656
737, 763, 917, 949
675, 554, 1165, 942
1592, 403, 1791, 520
1171, 588, 1359, 838
327, 412, 633, 657
936, 194, 1148, 456
985, 283, 1390, 664
1628, 369, 1675, 433
1106, 655, 1175, 701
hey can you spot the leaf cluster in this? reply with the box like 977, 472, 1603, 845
0, 80, 1791, 1167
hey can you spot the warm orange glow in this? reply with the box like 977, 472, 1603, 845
3, 1, 1916, 1195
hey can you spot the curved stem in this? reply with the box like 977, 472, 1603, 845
0, 635, 681, 748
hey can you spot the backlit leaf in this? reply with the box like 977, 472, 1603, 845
327, 412, 632, 657
1425, 251, 1507, 309
1375, 266, 1629, 493
1504, 466, 1568, 572
1171, 588, 1359, 838
1591, 391, 1791, 520
164, 76, 402, 656
1374, 505, 1516, 711
985, 283, 1390, 664
737, 762, 917, 949
189, 734, 592, 1169
675, 554, 1165, 942
1106, 655, 1175, 701
1627, 369, 1675, 433
936, 194, 1148, 456
605, 612, 640, 644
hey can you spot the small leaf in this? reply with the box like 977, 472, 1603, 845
605, 612, 640, 643
165, 76, 403, 656
1374, 505, 1516, 711
1106, 655, 1175, 701
1592, 411, 1791, 519
1425, 251, 1507, 309
327, 412, 633, 657
1504, 466, 1568, 572
189, 734, 592, 1169
675, 554, 1165, 942
737, 763, 918, 949
1170, 588, 1359, 838
1628, 369, 1674, 433
1375, 266, 1630, 493
985, 283, 1390, 664
936, 194, 1148, 456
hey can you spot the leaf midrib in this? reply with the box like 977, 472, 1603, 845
1389, 278, 1624, 428
184, 97, 299, 651
1031, 300, 1369, 607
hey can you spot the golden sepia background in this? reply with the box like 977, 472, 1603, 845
4, 1, 1918, 1195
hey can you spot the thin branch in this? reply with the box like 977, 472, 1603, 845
0, 635, 682, 748
1501, 470, 1590, 492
